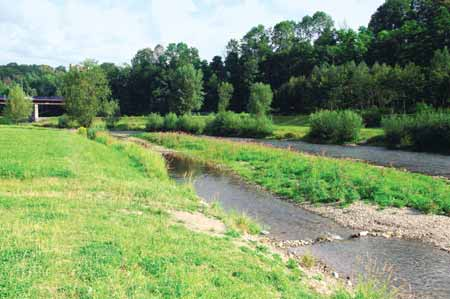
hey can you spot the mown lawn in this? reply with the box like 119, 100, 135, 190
0, 126, 358, 299
141, 133, 450, 215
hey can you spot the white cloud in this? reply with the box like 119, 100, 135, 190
0, 0, 384, 66
0, 0, 154, 65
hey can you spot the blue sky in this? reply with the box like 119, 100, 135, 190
0, 0, 384, 66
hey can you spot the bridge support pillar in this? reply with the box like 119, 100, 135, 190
32, 104, 39, 122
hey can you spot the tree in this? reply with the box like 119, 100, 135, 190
217, 82, 234, 113
168, 64, 204, 114
2, 85, 32, 123
248, 83, 273, 117
368, 0, 411, 35
430, 47, 450, 106
60, 61, 111, 127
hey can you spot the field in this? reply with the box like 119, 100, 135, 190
0, 126, 371, 298
141, 133, 450, 215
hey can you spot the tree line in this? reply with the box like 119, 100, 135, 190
1, 0, 449, 116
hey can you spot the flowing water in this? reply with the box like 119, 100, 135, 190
229, 138, 450, 179
166, 154, 450, 299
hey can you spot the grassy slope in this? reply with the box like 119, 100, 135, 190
141, 133, 450, 215
0, 126, 340, 299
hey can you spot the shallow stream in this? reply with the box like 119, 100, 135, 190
166, 154, 450, 299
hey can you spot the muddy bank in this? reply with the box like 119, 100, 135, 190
304, 202, 450, 253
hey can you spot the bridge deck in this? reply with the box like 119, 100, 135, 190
0, 97, 64, 105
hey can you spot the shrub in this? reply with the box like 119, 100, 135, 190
102, 99, 120, 128
309, 110, 363, 144
58, 114, 79, 128
207, 112, 274, 138
360, 107, 391, 127
300, 252, 315, 269
163, 113, 178, 131
381, 115, 413, 147
146, 113, 164, 131
410, 112, 450, 152
87, 123, 106, 140
383, 111, 450, 152
177, 114, 206, 134
2, 85, 33, 123
77, 127, 87, 137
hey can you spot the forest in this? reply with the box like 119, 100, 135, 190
0, 0, 449, 116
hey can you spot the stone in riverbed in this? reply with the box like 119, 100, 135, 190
351, 231, 369, 238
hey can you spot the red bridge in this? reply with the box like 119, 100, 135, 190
0, 96, 64, 121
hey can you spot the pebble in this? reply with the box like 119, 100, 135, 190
351, 231, 369, 238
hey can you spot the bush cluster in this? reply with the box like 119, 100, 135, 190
359, 107, 391, 128
382, 111, 450, 153
309, 110, 363, 144
207, 112, 273, 138
58, 114, 79, 128
145, 112, 274, 138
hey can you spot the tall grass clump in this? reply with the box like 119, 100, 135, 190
163, 112, 178, 131
146, 113, 164, 131
177, 114, 207, 134
382, 111, 450, 153
309, 110, 363, 144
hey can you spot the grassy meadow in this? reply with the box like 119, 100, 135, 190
141, 133, 450, 215
0, 126, 378, 299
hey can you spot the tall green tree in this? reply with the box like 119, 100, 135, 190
2, 85, 32, 123
430, 47, 450, 106
168, 64, 204, 114
248, 83, 273, 117
60, 60, 111, 127
217, 82, 234, 113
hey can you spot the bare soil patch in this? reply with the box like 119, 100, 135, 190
170, 210, 226, 236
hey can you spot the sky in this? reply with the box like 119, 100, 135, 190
0, 0, 385, 66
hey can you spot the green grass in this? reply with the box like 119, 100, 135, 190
140, 133, 450, 215
0, 126, 371, 299
272, 115, 384, 143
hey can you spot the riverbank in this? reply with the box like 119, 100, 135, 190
304, 202, 450, 253
140, 133, 450, 215
1, 126, 364, 299
138, 133, 450, 250
150, 140, 448, 298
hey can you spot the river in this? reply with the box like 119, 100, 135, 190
166, 154, 450, 299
